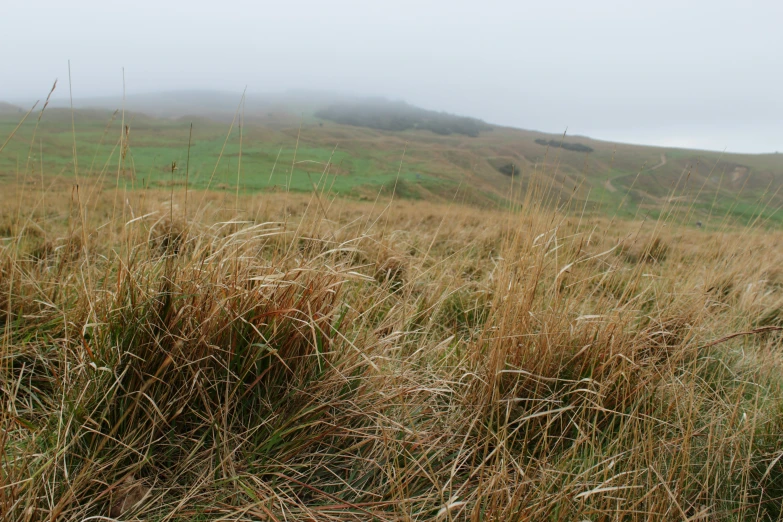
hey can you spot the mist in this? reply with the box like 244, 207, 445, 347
3, 0, 782, 153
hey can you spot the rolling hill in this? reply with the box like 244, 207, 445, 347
2, 91, 782, 225
0, 101, 24, 115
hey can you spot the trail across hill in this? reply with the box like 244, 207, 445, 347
603, 153, 667, 193
650, 153, 667, 171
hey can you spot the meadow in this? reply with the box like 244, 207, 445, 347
2, 102, 783, 520
0, 109, 440, 199
3, 99, 783, 225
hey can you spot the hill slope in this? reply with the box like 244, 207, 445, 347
1, 93, 782, 225
0, 101, 23, 115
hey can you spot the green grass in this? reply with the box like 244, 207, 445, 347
0, 110, 446, 200
3, 106, 783, 224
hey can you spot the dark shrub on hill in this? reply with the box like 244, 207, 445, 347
316, 100, 492, 137
497, 163, 521, 176
535, 138, 594, 153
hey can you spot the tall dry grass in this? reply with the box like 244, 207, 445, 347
2, 135, 783, 520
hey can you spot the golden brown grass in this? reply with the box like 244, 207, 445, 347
2, 177, 783, 521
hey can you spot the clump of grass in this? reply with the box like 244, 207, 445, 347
756, 304, 783, 327
620, 233, 670, 263
30, 233, 82, 264
374, 255, 407, 288
148, 216, 187, 255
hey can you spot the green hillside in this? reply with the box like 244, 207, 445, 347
2, 95, 782, 225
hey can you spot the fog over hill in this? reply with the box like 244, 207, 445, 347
17, 90, 353, 120
0, 102, 24, 114
8, 90, 499, 136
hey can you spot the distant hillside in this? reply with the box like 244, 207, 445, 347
29, 90, 351, 122
0, 102, 23, 114
316, 100, 493, 137
2, 93, 783, 225
37, 91, 494, 137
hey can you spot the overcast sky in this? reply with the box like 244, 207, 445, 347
3, 0, 782, 153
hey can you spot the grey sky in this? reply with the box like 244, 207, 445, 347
3, 0, 782, 153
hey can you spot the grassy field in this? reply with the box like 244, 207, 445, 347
2, 101, 783, 520
0, 109, 444, 200
2, 98, 783, 225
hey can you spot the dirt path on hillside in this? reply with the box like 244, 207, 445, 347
650, 153, 667, 171
604, 153, 667, 194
